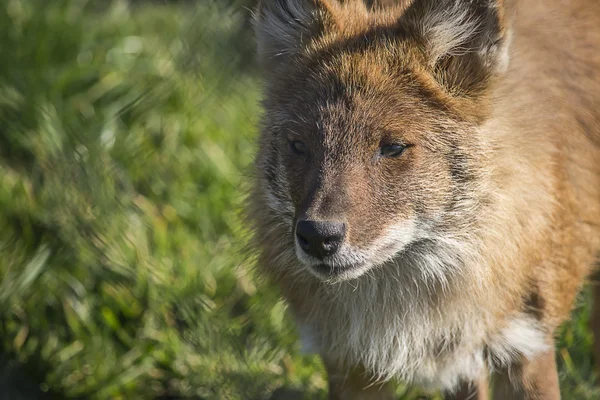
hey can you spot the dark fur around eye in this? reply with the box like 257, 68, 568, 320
289, 140, 307, 155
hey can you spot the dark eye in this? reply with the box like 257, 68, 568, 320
380, 143, 407, 158
289, 140, 307, 155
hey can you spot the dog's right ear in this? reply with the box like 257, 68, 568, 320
254, 0, 335, 70
399, 0, 511, 97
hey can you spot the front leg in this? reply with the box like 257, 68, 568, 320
492, 350, 560, 400
324, 359, 396, 400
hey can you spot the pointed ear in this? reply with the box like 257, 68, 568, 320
400, 0, 511, 96
254, 0, 334, 69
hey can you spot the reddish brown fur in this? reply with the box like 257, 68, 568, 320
249, 0, 600, 398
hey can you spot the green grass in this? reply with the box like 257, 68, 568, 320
0, 0, 597, 399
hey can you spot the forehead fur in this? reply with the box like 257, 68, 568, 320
263, 38, 481, 130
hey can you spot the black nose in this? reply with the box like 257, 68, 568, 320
295, 220, 346, 260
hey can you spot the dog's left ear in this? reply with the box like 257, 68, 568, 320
399, 0, 511, 96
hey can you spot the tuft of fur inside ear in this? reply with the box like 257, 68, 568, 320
254, 0, 331, 69
401, 0, 510, 96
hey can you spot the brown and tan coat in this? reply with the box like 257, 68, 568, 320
248, 0, 600, 398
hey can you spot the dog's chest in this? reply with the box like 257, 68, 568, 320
298, 309, 549, 390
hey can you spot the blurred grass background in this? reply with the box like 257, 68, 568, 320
0, 0, 597, 399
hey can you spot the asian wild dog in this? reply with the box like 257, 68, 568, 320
248, 0, 600, 398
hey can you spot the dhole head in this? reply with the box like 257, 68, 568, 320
254, 0, 510, 282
